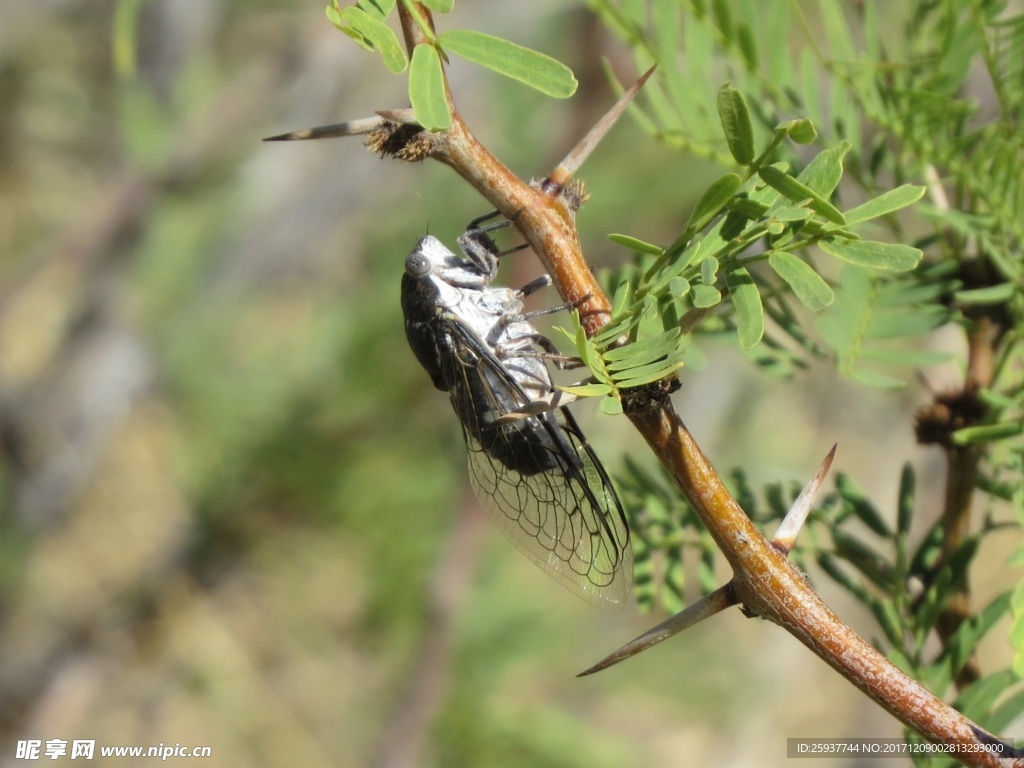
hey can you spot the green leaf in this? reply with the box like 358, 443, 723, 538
916, 566, 955, 638
945, 592, 1012, 678
952, 421, 1024, 446
796, 141, 849, 200
326, 4, 343, 25
864, 307, 951, 340
923, 539, 979, 638
872, 601, 909, 649
818, 238, 922, 271
953, 669, 1018, 723
409, 44, 451, 131
600, 396, 623, 415
836, 473, 892, 537
736, 22, 757, 69
1013, 580, 1024, 677
771, 205, 812, 222
419, 0, 454, 11
669, 277, 690, 297
768, 251, 834, 311
876, 278, 957, 307
726, 268, 764, 349
717, 85, 755, 165
682, 173, 743, 237
786, 118, 817, 144
712, 0, 733, 37
988, 685, 1024, 735
897, 463, 915, 536
818, 553, 872, 604
692, 284, 722, 308
955, 283, 1016, 305
700, 255, 719, 285
327, 6, 373, 50
909, 522, 944, 577
609, 233, 664, 256
357, 0, 395, 20
559, 382, 614, 398
603, 328, 682, 364
615, 357, 685, 387
843, 184, 926, 225
341, 7, 408, 73
758, 165, 846, 224
832, 528, 894, 592
609, 279, 634, 319
571, 315, 612, 386
438, 29, 577, 98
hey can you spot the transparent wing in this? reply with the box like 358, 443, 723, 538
442, 320, 633, 609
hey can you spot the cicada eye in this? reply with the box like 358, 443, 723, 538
405, 251, 431, 277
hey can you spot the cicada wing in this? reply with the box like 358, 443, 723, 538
444, 322, 632, 609
466, 412, 632, 609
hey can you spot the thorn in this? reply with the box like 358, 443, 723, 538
771, 444, 837, 554
577, 582, 736, 676
375, 108, 419, 125
263, 115, 394, 142
542, 65, 657, 196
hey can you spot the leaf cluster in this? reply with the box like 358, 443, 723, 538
564, 84, 923, 412
327, 0, 577, 130
592, 0, 1023, 384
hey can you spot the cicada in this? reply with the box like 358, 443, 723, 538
400, 218, 632, 609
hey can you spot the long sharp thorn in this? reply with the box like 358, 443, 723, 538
375, 108, 419, 124
772, 444, 837, 555
578, 582, 737, 676
263, 115, 391, 142
543, 65, 657, 194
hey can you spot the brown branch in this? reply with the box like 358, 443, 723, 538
397, 2, 435, 51
937, 436, 983, 688
914, 239, 1009, 691
934, 313, 1004, 688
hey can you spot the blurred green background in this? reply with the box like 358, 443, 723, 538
2, 2, 1003, 766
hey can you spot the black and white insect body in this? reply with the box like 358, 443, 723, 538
401, 222, 632, 609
